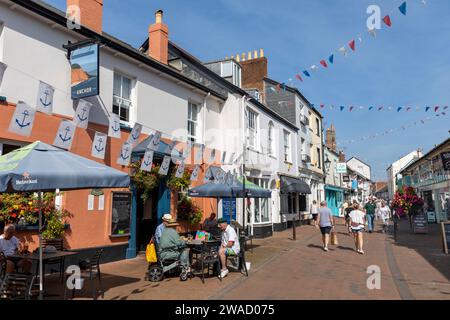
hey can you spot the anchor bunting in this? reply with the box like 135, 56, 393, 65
53, 119, 76, 150
127, 123, 142, 146
221, 151, 227, 164
8, 101, 36, 137
74, 99, 92, 129
91, 132, 107, 159
190, 165, 201, 182
158, 156, 171, 176
209, 148, 216, 163
140, 149, 154, 172
195, 144, 205, 163
108, 113, 122, 139
117, 141, 132, 166
175, 161, 186, 178
147, 131, 162, 151
0, 62, 7, 88
36, 81, 55, 115
182, 140, 193, 159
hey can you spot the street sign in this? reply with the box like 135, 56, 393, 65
336, 162, 347, 174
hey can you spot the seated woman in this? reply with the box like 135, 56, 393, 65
0, 224, 32, 273
158, 219, 190, 272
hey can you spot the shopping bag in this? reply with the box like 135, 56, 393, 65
146, 241, 157, 263
195, 230, 207, 241
330, 230, 339, 245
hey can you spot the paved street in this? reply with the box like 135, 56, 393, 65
47, 218, 449, 300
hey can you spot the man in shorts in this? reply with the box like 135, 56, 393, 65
217, 218, 240, 278
317, 201, 335, 252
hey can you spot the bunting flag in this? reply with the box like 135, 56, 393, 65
108, 113, 121, 139
221, 151, 227, 164
229, 152, 236, 164
303, 70, 311, 77
147, 131, 162, 151
190, 165, 200, 182
425, 107, 431, 112
195, 144, 205, 162
0, 62, 7, 87
295, 74, 303, 82
444, 106, 449, 110
369, 106, 374, 111
357, 34, 363, 43
53, 119, 76, 150
340, 106, 345, 111
397, 107, 402, 112
407, 107, 412, 111
8, 101, 36, 137
36, 81, 55, 115
158, 156, 171, 176
328, 55, 334, 64
91, 132, 107, 159
349, 106, 354, 112
140, 149, 154, 172
74, 99, 92, 129
209, 148, 216, 163
378, 107, 384, 111
383, 15, 392, 27
183, 140, 193, 158
127, 123, 142, 146
349, 40, 356, 51
117, 141, 132, 166
398, 2, 407, 16
368, 28, 377, 38
320, 60, 328, 68
338, 46, 348, 56
310, 65, 319, 72
175, 161, 186, 178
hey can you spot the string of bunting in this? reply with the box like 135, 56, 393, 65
312, 104, 448, 112
0, 62, 244, 183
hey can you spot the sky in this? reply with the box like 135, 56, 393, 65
45, 0, 450, 180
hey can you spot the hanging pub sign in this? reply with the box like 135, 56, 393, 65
440, 151, 450, 171
69, 42, 99, 99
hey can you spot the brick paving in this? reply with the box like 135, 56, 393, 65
42, 218, 449, 300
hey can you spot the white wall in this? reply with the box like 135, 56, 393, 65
386, 150, 422, 198
347, 158, 371, 181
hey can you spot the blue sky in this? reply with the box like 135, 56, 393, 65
46, 0, 450, 180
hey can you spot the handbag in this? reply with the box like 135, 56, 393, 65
146, 240, 157, 263
331, 230, 339, 245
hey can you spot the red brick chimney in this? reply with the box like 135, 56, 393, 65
240, 49, 267, 95
148, 10, 169, 65
338, 151, 346, 162
67, 0, 103, 34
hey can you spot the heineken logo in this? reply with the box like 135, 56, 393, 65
16, 172, 38, 185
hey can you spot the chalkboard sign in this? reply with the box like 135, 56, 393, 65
222, 198, 236, 224
111, 192, 131, 236
442, 222, 450, 254
413, 213, 429, 234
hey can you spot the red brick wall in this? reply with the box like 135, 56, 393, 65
67, 0, 103, 34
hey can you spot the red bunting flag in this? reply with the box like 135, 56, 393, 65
295, 74, 303, 82
320, 60, 328, 68
406, 107, 412, 111
349, 40, 356, 51
378, 106, 384, 111
434, 106, 440, 112
349, 106, 354, 112
320, 104, 325, 109
383, 15, 392, 27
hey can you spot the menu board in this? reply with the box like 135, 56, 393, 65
442, 222, 450, 254
413, 213, 429, 234
111, 192, 131, 236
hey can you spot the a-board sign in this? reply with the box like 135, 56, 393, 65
413, 213, 429, 234
442, 222, 450, 254
111, 192, 131, 236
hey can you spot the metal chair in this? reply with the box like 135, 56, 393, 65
239, 226, 253, 253
0, 273, 35, 300
40, 239, 65, 282
197, 240, 221, 284
226, 236, 249, 277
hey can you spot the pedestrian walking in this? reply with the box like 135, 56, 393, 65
364, 196, 377, 233
317, 201, 335, 252
349, 203, 366, 254
378, 200, 391, 233
310, 200, 319, 227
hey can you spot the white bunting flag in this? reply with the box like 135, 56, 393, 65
310, 65, 319, 72
91, 132, 107, 159
357, 34, 363, 43
117, 142, 132, 166
36, 81, 55, 114
158, 156, 171, 176
74, 99, 92, 129
195, 144, 204, 162
8, 101, 36, 137
190, 165, 200, 182
140, 150, 154, 172
147, 131, 162, 151
175, 161, 186, 178
170, 142, 183, 164
127, 123, 142, 146
183, 140, 193, 158
338, 46, 348, 56
221, 151, 227, 164
53, 119, 76, 150
0, 62, 7, 88
108, 113, 121, 139
229, 152, 236, 164
368, 28, 377, 38
209, 148, 216, 163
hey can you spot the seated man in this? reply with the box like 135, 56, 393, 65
203, 212, 217, 232
154, 214, 172, 244
217, 218, 240, 279
0, 224, 32, 273
158, 219, 190, 272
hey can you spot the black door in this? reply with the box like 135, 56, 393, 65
136, 188, 159, 252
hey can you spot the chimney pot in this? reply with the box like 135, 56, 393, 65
241, 53, 246, 61
254, 50, 258, 59
155, 10, 163, 23
247, 51, 252, 60
236, 55, 240, 62
260, 49, 264, 57
148, 8, 169, 64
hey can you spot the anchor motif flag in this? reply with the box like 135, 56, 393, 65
221, 151, 227, 164
182, 140, 193, 159
0, 62, 7, 87
53, 119, 76, 150
175, 161, 186, 178
127, 123, 142, 146
36, 81, 55, 115
8, 101, 36, 137
147, 131, 162, 151
209, 148, 216, 163
190, 165, 200, 182
74, 99, 92, 129
228, 152, 236, 164
117, 141, 132, 166
140, 149, 154, 172
170, 141, 183, 164
91, 132, 107, 159
195, 144, 205, 163
158, 156, 171, 176
108, 113, 121, 139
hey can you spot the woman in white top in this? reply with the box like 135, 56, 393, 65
378, 201, 391, 233
349, 203, 366, 254
310, 200, 319, 227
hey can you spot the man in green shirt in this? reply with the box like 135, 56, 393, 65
158, 219, 190, 271
364, 196, 377, 233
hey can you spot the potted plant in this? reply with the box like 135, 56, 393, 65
130, 161, 161, 202
177, 196, 203, 231
391, 186, 424, 229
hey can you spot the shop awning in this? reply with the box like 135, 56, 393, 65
280, 175, 311, 194
324, 185, 345, 193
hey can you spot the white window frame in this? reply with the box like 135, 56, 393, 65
246, 107, 259, 150
249, 178, 271, 224
283, 130, 291, 163
268, 121, 275, 157
187, 101, 200, 143
113, 72, 133, 124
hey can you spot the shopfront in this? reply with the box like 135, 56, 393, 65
247, 177, 272, 238
279, 175, 311, 226
325, 185, 344, 217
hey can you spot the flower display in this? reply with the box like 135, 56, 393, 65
391, 186, 424, 217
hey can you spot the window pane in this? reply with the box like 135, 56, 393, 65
191, 104, 198, 121
112, 104, 119, 116
254, 198, 260, 223
120, 106, 129, 122
113, 74, 121, 97
261, 198, 269, 222
122, 77, 131, 100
